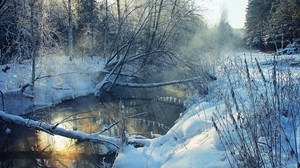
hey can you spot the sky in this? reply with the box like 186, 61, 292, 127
201, 0, 248, 29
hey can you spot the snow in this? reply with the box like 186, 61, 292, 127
0, 110, 119, 151
113, 145, 161, 167
115, 51, 300, 167
114, 101, 229, 168
1, 52, 299, 167
0, 55, 105, 113
5, 127, 11, 134
160, 129, 229, 168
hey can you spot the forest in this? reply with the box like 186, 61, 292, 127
246, 0, 300, 50
0, 0, 243, 92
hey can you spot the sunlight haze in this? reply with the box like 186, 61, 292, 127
201, 0, 248, 29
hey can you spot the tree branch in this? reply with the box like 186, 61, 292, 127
0, 111, 119, 151
0, 0, 6, 9
20, 83, 34, 98
115, 76, 204, 88
0, 111, 150, 151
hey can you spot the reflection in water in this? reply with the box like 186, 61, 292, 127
1, 87, 186, 167
39, 115, 75, 152
37, 116, 79, 167
35, 92, 184, 167
52, 134, 74, 151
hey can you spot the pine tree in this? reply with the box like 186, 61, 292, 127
268, 0, 300, 45
245, 0, 277, 49
245, 0, 300, 50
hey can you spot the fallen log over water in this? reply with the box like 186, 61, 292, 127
115, 76, 205, 88
0, 110, 119, 151
0, 111, 150, 152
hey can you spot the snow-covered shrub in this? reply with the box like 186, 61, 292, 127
213, 55, 300, 167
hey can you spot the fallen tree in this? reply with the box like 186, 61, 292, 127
0, 110, 119, 151
115, 76, 213, 88
94, 73, 216, 96
0, 110, 150, 152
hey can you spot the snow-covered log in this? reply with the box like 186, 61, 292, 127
0, 111, 151, 151
0, 110, 119, 151
115, 76, 203, 88
94, 74, 213, 96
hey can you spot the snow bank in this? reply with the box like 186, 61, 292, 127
113, 145, 160, 168
113, 98, 230, 167
115, 52, 300, 168
0, 55, 105, 113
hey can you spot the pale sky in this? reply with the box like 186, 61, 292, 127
200, 0, 248, 29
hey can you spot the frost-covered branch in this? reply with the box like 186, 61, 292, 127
0, 111, 119, 151
115, 76, 204, 88
0, 111, 150, 151
94, 74, 215, 95
20, 83, 34, 98
3, 83, 34, 99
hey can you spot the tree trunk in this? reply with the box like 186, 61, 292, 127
104, 0, 108, 55
68, 0, 73, 58
30, 0, 36, 92
144, 0, 164, 65
90, 1, 94, 55
0, 111, 148, 151
0, 110, 119, 151
115, 76, 205, 88
116, 0, 121, 60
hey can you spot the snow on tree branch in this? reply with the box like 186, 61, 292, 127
115, 76, 205, 88
0, 110, 119, 151
0, 110, 151, 151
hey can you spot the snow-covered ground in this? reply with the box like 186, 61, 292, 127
115, 51, 300, 167
0, 55, 105, 114
1, 52, 299, 167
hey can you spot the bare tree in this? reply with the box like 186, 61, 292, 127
67, 0, 73, 58
94, 0, 204, 96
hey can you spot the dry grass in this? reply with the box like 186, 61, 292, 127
212, 55, 300, 167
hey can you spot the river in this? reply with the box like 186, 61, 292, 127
0, 85, 188, 167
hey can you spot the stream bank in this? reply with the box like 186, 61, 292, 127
0, 84, 190, 167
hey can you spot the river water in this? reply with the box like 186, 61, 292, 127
0, 85, 187, 167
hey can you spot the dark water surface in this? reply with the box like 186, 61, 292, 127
0, 86, 186, 167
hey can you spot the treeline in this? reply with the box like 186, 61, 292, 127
245, 0, 300, 50
0, 0, 243, 67
0, 0, 203, 66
